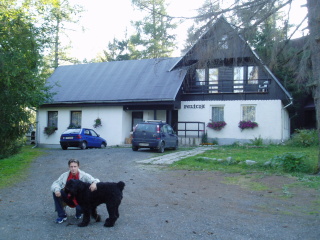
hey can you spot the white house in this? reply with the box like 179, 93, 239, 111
37, 17, 292, 148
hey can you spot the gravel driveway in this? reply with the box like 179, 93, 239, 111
0, 147, 319, 240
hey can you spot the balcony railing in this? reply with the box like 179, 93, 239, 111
183, 79, 270, 94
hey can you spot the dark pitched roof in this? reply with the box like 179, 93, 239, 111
46, 57, 186, 104
170, 16, 292, 101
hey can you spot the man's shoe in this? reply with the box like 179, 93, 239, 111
55, 215, 67, 223
75, 214, 82, 219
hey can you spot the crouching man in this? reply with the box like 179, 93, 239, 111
51, 159, 100, 223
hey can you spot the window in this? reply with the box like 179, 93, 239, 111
212, 106, 224, 122
71, 111, 81, 128
90, 129, 98, 137
48, 111, 58, 128
248, 66, 258, 84
219, 35, 228, 49
209, 68, 219, 93
234, 67, 244, 93
242, 105, 256, 121
195, 69, 205, 85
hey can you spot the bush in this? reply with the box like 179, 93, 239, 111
270, 152, 309, 173
250, 136, 263, 146
201, 132, 208, 144
0, 139, 23, 159
288, 129, 318, 147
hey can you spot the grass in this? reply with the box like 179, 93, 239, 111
171, 145, 318, 172
170, 144, 320, 190
0, 145, 45, 189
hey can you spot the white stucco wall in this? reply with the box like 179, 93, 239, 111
37, 101, 289, 147
179, 100, 290, 144
38, 106, 125, 147
37, 107, 168, 148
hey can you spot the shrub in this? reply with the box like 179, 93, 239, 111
287, 129, 318, 147
270, 152, 309, 173
201, 132, 208, 144
250, 136, 263, 146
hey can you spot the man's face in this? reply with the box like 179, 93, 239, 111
69, 162, 79, 175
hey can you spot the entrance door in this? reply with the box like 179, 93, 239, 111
132, 112, 143, 130
167, 110, 178, 133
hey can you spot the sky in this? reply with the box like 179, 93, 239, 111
65, 0, 308, 62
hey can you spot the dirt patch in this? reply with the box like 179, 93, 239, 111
0, 148, 319, 240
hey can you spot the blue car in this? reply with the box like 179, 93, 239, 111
60, 128, 107, 150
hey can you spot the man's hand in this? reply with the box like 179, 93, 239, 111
89, 182, 97, 192
55, 191, 61, 197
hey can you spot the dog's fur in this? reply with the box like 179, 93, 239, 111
65, 179, 125, 227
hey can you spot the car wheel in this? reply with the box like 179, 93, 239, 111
132, 146, 138, 151
157, 142, 165, 153
61, 146, 68, 150
80, 141, 87, 150
101, 142, 107, 148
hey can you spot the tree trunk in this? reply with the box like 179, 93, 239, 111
307, 0, 320, 173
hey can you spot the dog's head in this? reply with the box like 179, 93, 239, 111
65, 179, 86, 195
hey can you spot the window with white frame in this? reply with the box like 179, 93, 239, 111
48, 111, 58, 128
212, 106, 224, 122
195, 69, 205, 85
248, 66, 259, 84
242, 105, 256, 121
234, 67, 244, 92
209, 68, 219, 93
70, 111, 82, 128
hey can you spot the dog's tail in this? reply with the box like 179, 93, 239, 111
117, 181, 125, 191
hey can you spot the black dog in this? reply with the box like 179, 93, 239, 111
65, 179, 125, 227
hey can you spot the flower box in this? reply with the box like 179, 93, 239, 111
238, 121, 258, 130
207, 121, 227, 131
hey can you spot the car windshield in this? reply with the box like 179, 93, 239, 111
62, 129, 81, 134
135, 124, 157, 133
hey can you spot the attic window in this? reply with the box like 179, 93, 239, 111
248, 66, 258, 84
219, 35, 228, 49
196, 69, 205, 85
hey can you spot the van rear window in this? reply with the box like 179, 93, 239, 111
135, 124, 157, 133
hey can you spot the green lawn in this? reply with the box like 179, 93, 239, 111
171, 145, 318, 174
0, 145, 45, 189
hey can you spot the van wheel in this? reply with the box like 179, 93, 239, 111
132, 146, 138, 151
61, 146, 68, 150
157, 142, 165, 153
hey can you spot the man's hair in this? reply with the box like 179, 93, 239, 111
68, 159, 80, 166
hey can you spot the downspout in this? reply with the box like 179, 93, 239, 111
281, 97, 293, 142
30, 108, 39, 148
283, 97, 293, 109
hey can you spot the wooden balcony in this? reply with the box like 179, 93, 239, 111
183, 79, 270, 94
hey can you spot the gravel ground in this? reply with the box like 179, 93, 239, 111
0, 147, 319, 240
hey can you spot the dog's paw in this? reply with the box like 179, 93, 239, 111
96, 214, 101, 222
104, 218, 115, 227
77, 222, 89, 227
